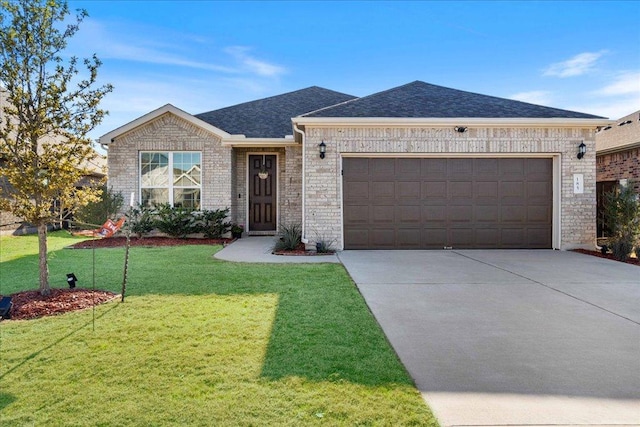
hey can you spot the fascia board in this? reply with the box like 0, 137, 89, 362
292, 117, 615, 128
99, 104, 231, 145
597, 140, 640, 155
221, 138, 299, 147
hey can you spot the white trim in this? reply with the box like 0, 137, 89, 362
339, 153, 562, 250
294, 117, 613, 128
99, 104, 232, 145
245, 152, 279, 234
221, 138, 299, 148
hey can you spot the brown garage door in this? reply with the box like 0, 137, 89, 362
343, 157, 552, 249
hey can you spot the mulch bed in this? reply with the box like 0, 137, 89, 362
2, 288, 119, 321
572, 249, 639, 266
69, 236, 233, 249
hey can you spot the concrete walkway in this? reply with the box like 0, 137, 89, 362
339, 250, 640, 427
214, 236, 340, 263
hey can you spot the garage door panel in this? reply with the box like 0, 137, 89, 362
397, 181, 421, 199
343, 157, 552, 249
475, 205, 499, 222
345, 205, 370, 224
476, 181, 499, 198
372, 206, 394, 223
528, 205, 551, 222
371, 229, 396, 248
423, 205, 447, 222
397, 205, 422, 223
397, 229, 421, 247
423, 181, 447, 199
423, 229, 447, 248
422, 159, 447, 177
344, 181, 369, 199
344, 229, 370, 249
371, 158, 395, 176
343, 157, 370, 177
449, 181, 473, 199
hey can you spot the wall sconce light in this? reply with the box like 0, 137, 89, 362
66, 273, 78, 289
319, 141, 326, 159
577, 142, 586, 159
454, 126, 468, 133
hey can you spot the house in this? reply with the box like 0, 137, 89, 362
595, 110, 640, 237
100, 81, 611, 250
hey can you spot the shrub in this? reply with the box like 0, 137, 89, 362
125, 204, 156, 238
273, 223, 302, 252
154, 204, 199, 238
74, 185, 123, 227
313, 229, 337, 253
198, 208, 231, 239
602, 182, 640, 261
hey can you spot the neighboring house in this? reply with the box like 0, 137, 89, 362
595, 110, 640, 237
0, 154, 106, 235
100, 81, 610, 250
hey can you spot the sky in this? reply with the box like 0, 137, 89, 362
65, 1, 640, 144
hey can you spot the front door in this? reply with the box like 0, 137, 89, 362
248, 154, 277, 232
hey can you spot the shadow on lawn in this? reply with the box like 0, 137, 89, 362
0, 392, 16, 410
0, 303, 121, 380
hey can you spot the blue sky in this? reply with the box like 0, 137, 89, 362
67, 1, 640, 143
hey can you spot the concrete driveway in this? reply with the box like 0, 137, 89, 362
338, 250, 640, 427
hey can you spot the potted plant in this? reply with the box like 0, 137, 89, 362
231, 223, 244, 239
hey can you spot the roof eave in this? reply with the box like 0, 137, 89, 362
293, 117, 614, 128
220, 137, 298, 148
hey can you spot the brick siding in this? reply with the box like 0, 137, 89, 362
303, 126, 597, 250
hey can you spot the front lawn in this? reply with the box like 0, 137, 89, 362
0, 231, 437, 426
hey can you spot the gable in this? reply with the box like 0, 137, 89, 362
99, 104, 230, 146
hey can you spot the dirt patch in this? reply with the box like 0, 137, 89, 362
2, 288, 119, 321
69, 236, 233, 249
572, 249, 639, 266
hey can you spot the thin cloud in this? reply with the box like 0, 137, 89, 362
593, 71, 640, 96
509, 90, 553, 106
543, 51, 606, 78
70, 19, 285, 77
225, 46, 287, 77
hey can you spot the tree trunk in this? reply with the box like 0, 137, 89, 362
38, 222, 51, 296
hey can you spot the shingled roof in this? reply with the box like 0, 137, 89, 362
196, 86, 356, 138
303, 81, 605, 119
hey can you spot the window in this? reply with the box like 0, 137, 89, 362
140, 152, 201, 209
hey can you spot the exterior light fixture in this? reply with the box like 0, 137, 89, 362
67, 273, 78, 289
454, 126, 468, 133
319, 141, 326, 159
577, 142, 587, 159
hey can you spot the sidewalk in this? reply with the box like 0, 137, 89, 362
214, 236, 340, 263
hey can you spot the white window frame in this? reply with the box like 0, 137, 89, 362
139, 151, 202, 209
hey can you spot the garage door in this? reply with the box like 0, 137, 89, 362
343, 157, 552, 249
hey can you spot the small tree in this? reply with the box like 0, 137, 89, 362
603, 182, 640, 261
74, 185, 124, 227
0, 0, 112, 295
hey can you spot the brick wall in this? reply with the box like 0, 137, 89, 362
596, 147, 640, 192
303, 126, 597, 250
108, 112, 232, 214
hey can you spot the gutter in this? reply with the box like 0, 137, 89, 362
293, 123, 308, 244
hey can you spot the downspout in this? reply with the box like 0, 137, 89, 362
293, 123, 308, 243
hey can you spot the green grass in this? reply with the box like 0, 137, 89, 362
0, 231, 437, 426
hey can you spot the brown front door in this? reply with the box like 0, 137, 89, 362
249, 155, 277, 232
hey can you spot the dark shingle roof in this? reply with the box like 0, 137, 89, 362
196, 86, 356, 138
303, 81, 605, 119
